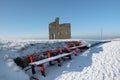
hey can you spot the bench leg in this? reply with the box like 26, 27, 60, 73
79, 48, 83, 52
49, 61, 53, 65
68, 55, 72, 60
61, 57, 64, 60
73, 49, 77, 56
57, 59, 61, 66
85, 47, 89, 50
32, 66, 35, 74
40, 64, 45, 77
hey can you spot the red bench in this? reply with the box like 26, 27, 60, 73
26, 41, 88, 77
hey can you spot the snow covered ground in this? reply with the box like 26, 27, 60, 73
55, 41, 120, 80
0, 39, 119, 80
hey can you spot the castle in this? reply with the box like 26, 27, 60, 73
49, 17, 71, 39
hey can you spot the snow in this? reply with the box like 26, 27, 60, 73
29, 52, 72, 66
0, 39, 119, 80
0, 58, 30, 80
69, 44, 85, 50
0, 39, 81, 80
55, 41, 120, 80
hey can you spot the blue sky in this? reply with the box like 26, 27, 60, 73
0, 0, 120, 39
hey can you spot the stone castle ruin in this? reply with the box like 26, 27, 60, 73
49, 17, 71, 39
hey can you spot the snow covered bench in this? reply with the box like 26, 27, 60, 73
68, 44, 89, 56
69, 44, 85, 50
29, 52, 72, 76
27, 41, 89, 76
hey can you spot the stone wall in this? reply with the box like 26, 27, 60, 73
49, 17, 71, 39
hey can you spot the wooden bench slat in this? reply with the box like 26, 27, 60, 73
69, 44, 86, 50
29, 44, 87, 66
29, 52, 72, 66
76, 44, 86, 48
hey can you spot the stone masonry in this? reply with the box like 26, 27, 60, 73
49, 17, 71, 39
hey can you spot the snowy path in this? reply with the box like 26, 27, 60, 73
29, 41, 120, 80
55, 41, 120, 80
